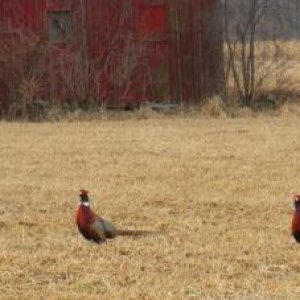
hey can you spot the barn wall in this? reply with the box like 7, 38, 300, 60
168, 0, 223, 102
0, 0, 223, 112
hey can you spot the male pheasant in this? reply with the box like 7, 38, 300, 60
291, 194, 300, 243
76, 189, 153, 243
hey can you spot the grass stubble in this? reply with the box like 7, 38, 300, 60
1, 114, 300, 299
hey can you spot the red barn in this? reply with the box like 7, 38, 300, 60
0, 0, 223, 113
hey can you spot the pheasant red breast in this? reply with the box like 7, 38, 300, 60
292, 194, 300, 243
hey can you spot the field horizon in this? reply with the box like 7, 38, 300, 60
1, 114, 300, 299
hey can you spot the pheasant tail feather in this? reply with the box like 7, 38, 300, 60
114, 229, 158, 236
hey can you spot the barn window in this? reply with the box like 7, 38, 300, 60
47, 11, 72, 43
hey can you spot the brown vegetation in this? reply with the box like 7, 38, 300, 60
224, 40, 300, 109
1, 115, 300, 298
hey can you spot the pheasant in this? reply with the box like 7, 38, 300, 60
76, 189, 154, 243
292, 194, 300, 243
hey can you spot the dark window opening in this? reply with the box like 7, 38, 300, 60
47, 11, 72, 43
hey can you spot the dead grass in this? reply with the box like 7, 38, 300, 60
201, 96, 227, 118
1, 115, 300, 299
224, 40, 300, 103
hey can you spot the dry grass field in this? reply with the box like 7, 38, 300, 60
1, 114, 300, 299
223, 40, 300, 99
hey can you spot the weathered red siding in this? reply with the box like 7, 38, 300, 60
0, 0, 223, 111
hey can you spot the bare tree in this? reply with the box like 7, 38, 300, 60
223, 0, 300, 110
57, 0, 152, 109
0, 23, 49, 119
223, 0, 272, 106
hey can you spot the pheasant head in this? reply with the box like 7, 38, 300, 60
79, 189, 89, 206
293, 194, 300, 210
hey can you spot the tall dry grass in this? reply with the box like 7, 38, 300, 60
224, 40, 300, 106
1, 115, 300, 299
